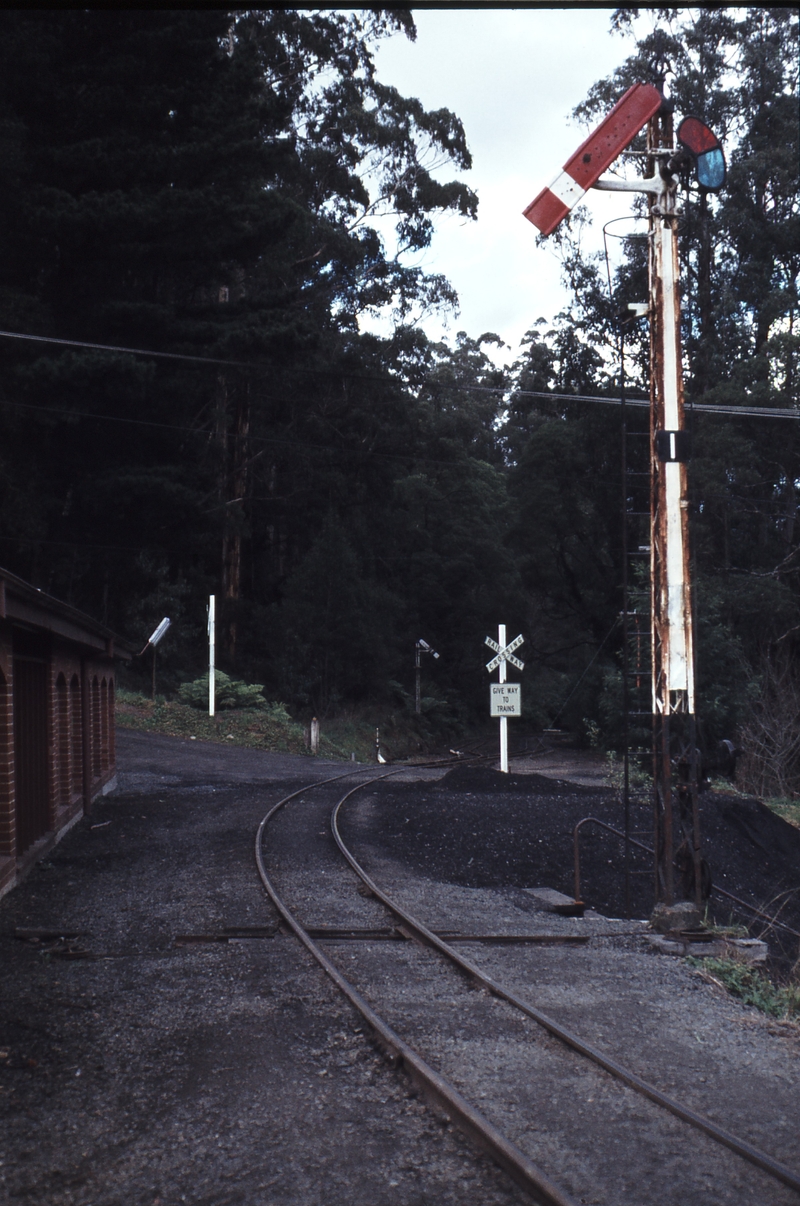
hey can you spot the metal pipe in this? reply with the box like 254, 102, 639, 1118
573, 814, 800, 939
574, 815, 652, 902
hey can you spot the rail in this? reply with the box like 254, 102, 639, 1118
255, 764, 578, 1206
331, 788, 800, 1195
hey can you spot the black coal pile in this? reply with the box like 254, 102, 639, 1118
349, 765, 800, 955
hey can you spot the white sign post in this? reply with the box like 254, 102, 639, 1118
208, 595, 215, 717
485, 626, 524, 773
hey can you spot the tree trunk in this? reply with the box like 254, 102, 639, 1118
217, 374, 250, 665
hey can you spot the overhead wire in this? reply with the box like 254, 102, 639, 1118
0, 326, 796, 420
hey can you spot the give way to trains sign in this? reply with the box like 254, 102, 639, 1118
490, 683, 521, 717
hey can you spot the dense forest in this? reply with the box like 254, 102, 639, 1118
0, 10, 797, 781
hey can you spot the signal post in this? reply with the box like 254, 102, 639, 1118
524, 84, 723, 906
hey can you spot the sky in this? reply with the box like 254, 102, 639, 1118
367, 8, 649, 363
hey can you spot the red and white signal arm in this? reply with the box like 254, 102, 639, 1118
524, 83, 663, 236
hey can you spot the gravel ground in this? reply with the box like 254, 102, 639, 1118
1, 729, 798, 1206
360, 764, 800, 959
271, 777, 800, 1205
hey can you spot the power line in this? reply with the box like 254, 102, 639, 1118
0, 327, 251, 368
549, 391, 800, 421
0, 326, 795, 419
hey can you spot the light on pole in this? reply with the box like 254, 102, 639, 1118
139, 617, 171, 701
415, 639, 440, 714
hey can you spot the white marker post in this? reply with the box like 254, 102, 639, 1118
208, 595, 215, 717
485, 627, 524, 774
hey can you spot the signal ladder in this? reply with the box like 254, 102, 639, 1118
618, 392, 654, 909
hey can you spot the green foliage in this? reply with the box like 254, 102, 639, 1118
515, 8, 800, 749
0, 8, 797, 752
116, 688, 307, 753
762, 798, 800, 829
689, 956, 800, 1020
177, 670, 274, 712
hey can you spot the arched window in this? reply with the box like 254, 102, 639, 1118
91, 676, 101, 779
108, 678, 116, 769
56, 673, 70, 809
0, 666, 11, 857
100, 678, 109, 773
70, 675, 82, 796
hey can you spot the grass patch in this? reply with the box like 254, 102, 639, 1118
603, 750, 652, 794
689, 955, 800, 1019
699, 914, 749, 939
763, 797, 800, 829
116, 690, 469, 764
116, 689, 314, 756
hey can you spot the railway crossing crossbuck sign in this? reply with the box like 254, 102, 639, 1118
485, 627, 524, 773
485, 633, 524, 674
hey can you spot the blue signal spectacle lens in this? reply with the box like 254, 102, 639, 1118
696, 147, 726, 191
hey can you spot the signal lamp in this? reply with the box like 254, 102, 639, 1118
677, 117, 725, 192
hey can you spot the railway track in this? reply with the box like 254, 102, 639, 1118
255, 763, 800, 1206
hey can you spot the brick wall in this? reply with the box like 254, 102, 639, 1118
0, 634, 117, 899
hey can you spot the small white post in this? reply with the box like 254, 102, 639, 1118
498, 623, 508, 774
208, 595, 215, 717
310, 717, 319, 756
415, 643, 421, 714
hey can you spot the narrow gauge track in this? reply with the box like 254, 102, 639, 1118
256, 765, 800, 1206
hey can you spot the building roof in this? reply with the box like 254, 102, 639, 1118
0, 566, 134, 658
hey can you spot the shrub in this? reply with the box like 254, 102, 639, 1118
178, 670, 271, 711
690, 955, 800, 1019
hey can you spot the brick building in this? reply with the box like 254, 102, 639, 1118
0, 567, 131, 898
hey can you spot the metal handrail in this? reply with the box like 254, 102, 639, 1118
573, 815, 800, 938
573, 816, 651, 902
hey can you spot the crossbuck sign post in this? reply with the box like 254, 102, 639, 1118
485, 626, 524, 773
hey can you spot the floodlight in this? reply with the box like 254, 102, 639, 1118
148, 617, 171, 647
